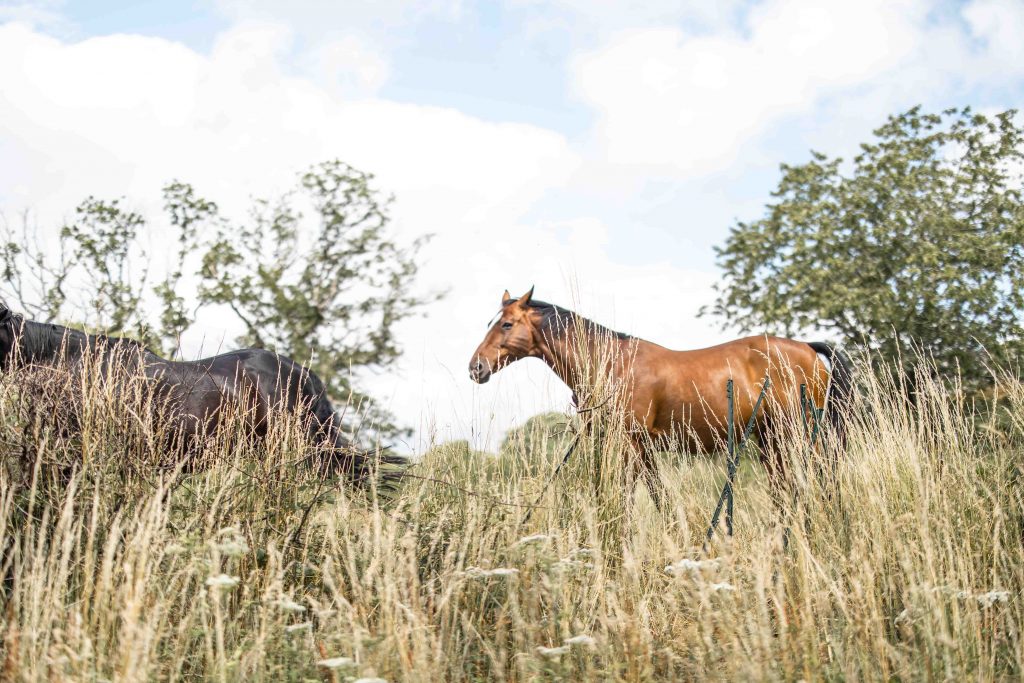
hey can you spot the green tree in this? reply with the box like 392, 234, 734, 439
1, 198, 166, 348
705, 106, 1024, 388
0, 159, 434, 442
179, 160, 435, 441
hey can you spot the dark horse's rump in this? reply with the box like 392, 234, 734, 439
0, 306, 396, 485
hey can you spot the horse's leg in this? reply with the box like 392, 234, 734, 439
641, 446, 663, 511
755, 412, 788, 500
626, 433, 663, 512
757, 413, 797, 550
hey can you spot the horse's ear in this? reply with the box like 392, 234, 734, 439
502, 290, 511, 304
518, 286, 534, 307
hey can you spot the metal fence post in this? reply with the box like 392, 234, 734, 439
725, 379, 736, 536
705, 376, 771, 545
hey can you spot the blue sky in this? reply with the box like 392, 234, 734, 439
58, 1, 227, 48
1, 0, 1023, 449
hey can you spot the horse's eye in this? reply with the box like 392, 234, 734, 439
501, 321, 513, 330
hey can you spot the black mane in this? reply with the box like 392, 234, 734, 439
507, 298, 633, 341
1, 315, 155, 366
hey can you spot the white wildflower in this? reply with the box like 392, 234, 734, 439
709, 582, 736, 593
894, 609, 911, 625
274, 597, 306, 613
564, 634, 597, 648
205, 574, 239, 588
215, 539, 249, 557
213, 527, 249, 557
568, 548, 595, 559
665, 558, 719, 575
976, 591, 1010, 608
487, 568, 519, 577
464, 567, 519, 579
316, 657, 354, 669
552, 558, 593, 572
536, 645, 570, 658
516, 533, 553, 546
285, 621, 312, 633
164, 543, 188, 556
955, 590, 971, 600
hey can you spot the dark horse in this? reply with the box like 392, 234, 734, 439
469, 288, 853, 501
0, 304, 396, 485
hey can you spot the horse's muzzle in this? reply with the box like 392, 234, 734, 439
469, 358, 491, 384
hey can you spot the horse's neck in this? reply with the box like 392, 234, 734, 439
20, 321, 82, 363
20, 321, 146, 366
541, 323, 634, 402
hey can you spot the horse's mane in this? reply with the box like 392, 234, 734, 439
508, 298, 633, 341
0, 306, 156, 364
94, 332, 152, 353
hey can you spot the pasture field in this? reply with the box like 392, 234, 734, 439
0, 357, 1021, 682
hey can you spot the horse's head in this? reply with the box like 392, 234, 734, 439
469, 287, 545, 384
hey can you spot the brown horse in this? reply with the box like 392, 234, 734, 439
468, 288, 853, 502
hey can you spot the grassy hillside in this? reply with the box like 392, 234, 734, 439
0, 358, 1021, 681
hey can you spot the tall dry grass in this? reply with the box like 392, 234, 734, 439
0, 349, 1021, 681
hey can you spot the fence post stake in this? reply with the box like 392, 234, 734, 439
800, 383, 808, 437
705, 376, 770, 546
725, 379, 736, 536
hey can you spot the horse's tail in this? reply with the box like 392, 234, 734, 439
807, 341, 855, 448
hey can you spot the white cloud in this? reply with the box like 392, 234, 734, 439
963, 0, 1024, 73
0, 20, 722, 452
303, 35, 390, 95
211, 0, 460, 95
571, 0, 926, 174
213, 0, 464, 30
569, 0, 1024, 176
0, 0, 66, 31
510, 0, 746, 39
0, 20, 575, 220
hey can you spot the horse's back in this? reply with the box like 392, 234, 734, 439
694, 335, 828, 403
189, 348, 305, 379
647, 335, 819, 387
634, 334, 828, 447
167, 348, 325, 409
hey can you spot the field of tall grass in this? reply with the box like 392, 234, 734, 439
0, 352, 1021, 681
